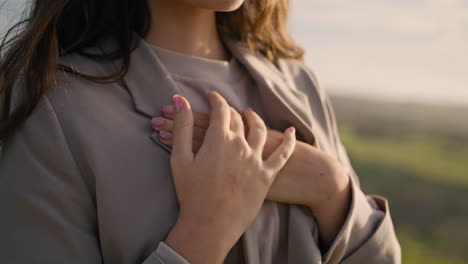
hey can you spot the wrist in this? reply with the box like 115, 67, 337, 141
307, 156, 351, 208
308, 174, 351, 249
164, 214, 238, 264
311, 178, 351, 217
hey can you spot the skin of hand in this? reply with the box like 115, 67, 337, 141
152, 103, 352, 249
163, 91, 297, 264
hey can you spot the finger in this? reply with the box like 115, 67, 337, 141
242, 107, 267, 153
159, 137, 172, 147
263, 127, 296, 174
152, 117, 206, 142
159, 130, 172, 141
207, 91, 230, 131
162, 105, 175, 117
162, 105, 210, 129
156, 126, 206, 142
160, 133, 204, 154
159, 131, 203, 153
229, 107, 244, 136
171, 94, 194, 163
151, 117, 173, 132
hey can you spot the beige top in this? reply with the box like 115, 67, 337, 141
149, 43, 265, 118
0, 31, 401, 264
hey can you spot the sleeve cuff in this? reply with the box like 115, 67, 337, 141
143, 241, 190, 264
322, 174, 401, 264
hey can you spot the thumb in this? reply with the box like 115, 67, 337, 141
171, 94, 194, 163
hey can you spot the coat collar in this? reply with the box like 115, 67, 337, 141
119, 31, 318, 147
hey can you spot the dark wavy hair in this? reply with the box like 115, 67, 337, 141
0, 0, 304, 145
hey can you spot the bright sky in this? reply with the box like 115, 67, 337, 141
289, 0, 468, 105
1, 0, 467, 105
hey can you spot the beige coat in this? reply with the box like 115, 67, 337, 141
0, 31, 401, 264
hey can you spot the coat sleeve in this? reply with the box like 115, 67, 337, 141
0, 94, 189, 264
318, 86, 402, 263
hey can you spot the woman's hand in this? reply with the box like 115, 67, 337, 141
151, 105, 348, 208
162, 91, 296, 264
152, 103, 352, 248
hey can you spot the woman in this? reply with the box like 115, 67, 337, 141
0, 0, 401, 263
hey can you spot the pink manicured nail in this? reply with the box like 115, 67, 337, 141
244, 106, 253, 112
287, 126, 296, 134
151, 117, 164, 126
162, 105, 174, 114
159, 130, 172, 140
173, 95, 184, 111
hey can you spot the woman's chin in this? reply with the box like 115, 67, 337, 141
185, 0, 245, 12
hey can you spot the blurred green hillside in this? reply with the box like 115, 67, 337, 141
330, 95, 468, 264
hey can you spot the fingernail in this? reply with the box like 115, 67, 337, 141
151, 117, 165, 126
244, 106, 253, 112
162, 105, 174, 114
287, 126, 296, 134
159, 130, 172, 140
173, 95, 184, 111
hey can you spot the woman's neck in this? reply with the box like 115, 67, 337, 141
145, 1, 230, 61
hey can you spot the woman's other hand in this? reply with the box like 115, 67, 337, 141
162, 91, 296, 264
152, 104, 348, 209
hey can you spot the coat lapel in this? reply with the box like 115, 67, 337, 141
117, 33, 185, 152
219, 33, 318, 148
122, 34, 183, 119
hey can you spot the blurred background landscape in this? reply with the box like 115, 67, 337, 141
2, 0, 467, 263
287, 1, 467, 262
330, 95, 468, 263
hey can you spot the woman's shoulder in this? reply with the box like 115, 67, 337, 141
58, 46, 118, 78
47, 47, 127, 104
276, 57, 328, 102
3, 49, 129, 151
54, 50, 121, 95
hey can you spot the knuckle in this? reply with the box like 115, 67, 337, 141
221, 129, 231, 139
259, 170, 273, 185
252, 158, 263, 171
280, 149, 290, 160
232, 135, 247, 149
